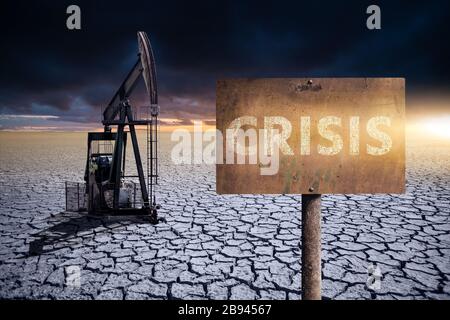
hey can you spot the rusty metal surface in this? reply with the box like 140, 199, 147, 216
216, 78, 405, 194
301, 194, 322, 300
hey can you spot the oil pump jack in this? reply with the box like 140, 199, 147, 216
81, 31, 160, 223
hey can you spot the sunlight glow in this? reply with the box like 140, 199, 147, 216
419, 116, 450, 139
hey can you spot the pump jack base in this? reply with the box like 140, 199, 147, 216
87, 208, 160, 224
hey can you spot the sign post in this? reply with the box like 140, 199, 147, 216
216, 78, 405, 300
301, 194, 322, 300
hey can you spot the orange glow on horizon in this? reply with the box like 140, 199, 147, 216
407, 115, 450, 140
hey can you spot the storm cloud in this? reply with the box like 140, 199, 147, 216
0, 0, 449, 130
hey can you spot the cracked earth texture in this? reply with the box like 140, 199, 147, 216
0, 132, 449, 300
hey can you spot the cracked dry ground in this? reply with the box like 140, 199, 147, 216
0, 132, 449, 300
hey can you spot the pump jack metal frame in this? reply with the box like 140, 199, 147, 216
83, 31, 159, 223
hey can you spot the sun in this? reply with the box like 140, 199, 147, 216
420, 116, 450, 139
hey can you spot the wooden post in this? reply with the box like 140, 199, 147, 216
301, 194, 322, 300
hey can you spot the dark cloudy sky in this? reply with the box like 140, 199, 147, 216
0, 0, 449, 130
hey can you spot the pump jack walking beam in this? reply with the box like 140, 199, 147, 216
102, 60, 142, 125
103, 32, 158, 127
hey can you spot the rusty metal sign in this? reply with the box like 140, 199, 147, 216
216, 78, 405, 194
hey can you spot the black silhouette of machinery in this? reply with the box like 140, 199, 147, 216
67, 31, 160, 223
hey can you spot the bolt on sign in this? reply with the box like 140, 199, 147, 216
216, 78, 405, 194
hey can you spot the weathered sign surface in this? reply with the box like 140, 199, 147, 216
216, 78, 405, 194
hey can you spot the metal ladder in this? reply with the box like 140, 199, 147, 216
146, 104, 159, 208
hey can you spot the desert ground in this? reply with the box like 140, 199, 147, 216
0, 131, 449, 299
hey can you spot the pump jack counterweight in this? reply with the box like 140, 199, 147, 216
72, 31, 160, 223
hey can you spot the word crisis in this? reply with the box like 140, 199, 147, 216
225, 115, 393, 157
171, 115, 394, 175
